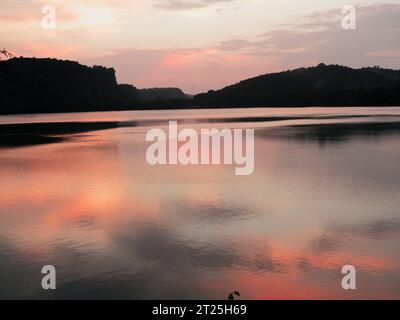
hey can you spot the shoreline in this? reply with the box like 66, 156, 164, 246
1, 105, 400, 118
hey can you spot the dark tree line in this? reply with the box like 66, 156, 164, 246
1, 57, 400, 115
0, 56, 191, 115
0, 57, 142, 114
193, 64, 400, 107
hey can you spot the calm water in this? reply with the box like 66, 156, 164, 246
1, 107, 400, 299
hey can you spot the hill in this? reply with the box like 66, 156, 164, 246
0, 57, 191, 114
1, 59, 400, 115
138, 87, 190, 101
193, 64, 400, 107
0, 57, 142, 114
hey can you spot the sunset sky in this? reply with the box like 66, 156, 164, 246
1, 0, 400, 93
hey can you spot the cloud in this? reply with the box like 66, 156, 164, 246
0, 0, 38, 21
10, 3, 400, 93
83, 46, 279, 93
368, 49, 400, 57
154, 0, 235, 10
214, 4, 400, 68
0, 0, 77, 22
83, 4, 400, 93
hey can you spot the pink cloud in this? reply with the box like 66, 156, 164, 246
82, 47, 281, 93
4, 3, 399, 94
12, 42, 84, 59
80, 4, 400, 93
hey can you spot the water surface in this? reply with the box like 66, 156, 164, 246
1, 107, 400, 299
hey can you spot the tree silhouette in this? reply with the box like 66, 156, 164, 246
194, 64, 400, 107
228, 291, 241, 300
0, 48, 13, 60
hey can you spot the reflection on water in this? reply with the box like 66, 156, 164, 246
0, 107, 400, 299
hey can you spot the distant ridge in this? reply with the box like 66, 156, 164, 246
0, 57, 189, 115
1, 58, 400, 115
193, 64, 400, 107
138, 87, 190, 101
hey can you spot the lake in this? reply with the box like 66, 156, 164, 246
1, 107, 400, 299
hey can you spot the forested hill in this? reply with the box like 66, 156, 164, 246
193, 64, 400, 107
1, 59, 400, 115
0, 57, 189, 115
139, 87, 188, 101
0, 57, 142, 114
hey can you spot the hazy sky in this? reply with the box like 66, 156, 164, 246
1, 0, 399, 93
